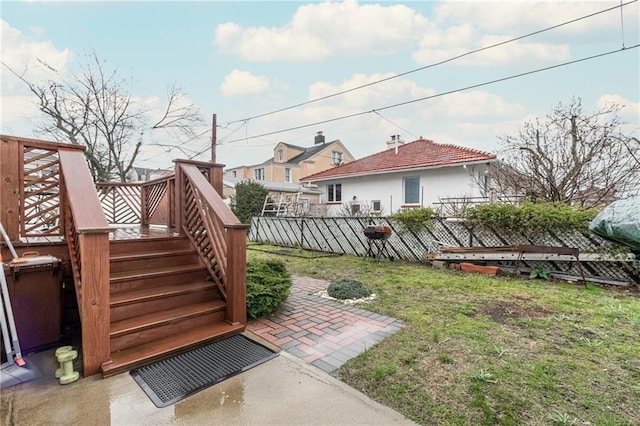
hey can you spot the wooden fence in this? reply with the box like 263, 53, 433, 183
248, 216, 638, 285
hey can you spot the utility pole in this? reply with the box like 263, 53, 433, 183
211, 113, 217, 163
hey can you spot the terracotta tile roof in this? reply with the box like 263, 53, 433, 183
300, 138, 496, 181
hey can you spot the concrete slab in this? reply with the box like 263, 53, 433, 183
1, 347, 416, 426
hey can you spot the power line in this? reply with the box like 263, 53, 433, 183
372, 111, 420, 140
220, 44, 639, 145
188, 120, 248, 159
222, 0, 637, 126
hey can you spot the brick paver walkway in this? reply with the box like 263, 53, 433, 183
247, 275, 406, 373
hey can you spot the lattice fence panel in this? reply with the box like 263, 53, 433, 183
249, 216, 637, 283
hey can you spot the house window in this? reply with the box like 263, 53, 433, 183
254, 168, 265, 180
372, 200, 381, 212
331, 151, 343, 165
278, 150, 284, 161
480, 174, 490, 198
284, 168, 291, 183
403, 176, 420, 204
327, 183, 342, 202
231, 170, 237, 177
350, 203, 360, 215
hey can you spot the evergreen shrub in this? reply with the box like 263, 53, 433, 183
464, 202, 599, 234
246, 259, 292, 320
327, 278, 372, 300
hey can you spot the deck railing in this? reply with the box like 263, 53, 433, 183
96, 175, 175, 227
175, 160, 248, 325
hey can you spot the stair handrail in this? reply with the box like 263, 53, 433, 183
175, 160, 249, 325
58, 147, 111, 377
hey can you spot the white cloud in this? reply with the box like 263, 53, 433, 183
212, 1, 593, 68
309, 72, 435, 109
214, 1, 430, 62
596, 94, 640, 117
434, 1, 627, 36
0, 95, 41, 135
220, 69, 271, 96
1, 19, 71, 136
413, 25, 570, 66
421, 91, 527, 119
414, 1, 639, 67
0, 20, 72, 92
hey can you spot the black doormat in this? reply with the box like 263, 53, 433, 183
130, 334, 277, 408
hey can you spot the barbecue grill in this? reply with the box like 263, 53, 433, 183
363, 225, 392, 240
363, 225, 392, 259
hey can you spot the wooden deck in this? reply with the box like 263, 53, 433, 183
2, 135, 249, 377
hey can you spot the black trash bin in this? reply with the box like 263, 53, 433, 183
2, 253, 62, 354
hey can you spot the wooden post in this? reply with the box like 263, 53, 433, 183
174, 162, 185, 233
140, 184, 148, 226
0, 138, 21, 241
58, 148, 111, 376
224, 226, 248, 325
79, 232, 110, 376
211, 165, 224, 197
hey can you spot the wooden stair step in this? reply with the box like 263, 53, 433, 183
109, 236, 192, 256
110, 300, 225, 338
110, 281, 216, 307
101, 322, 245, 377
110, 248, 196, 262
110, 264, 207, 283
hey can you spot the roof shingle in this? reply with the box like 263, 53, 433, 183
300, 138, 496, 181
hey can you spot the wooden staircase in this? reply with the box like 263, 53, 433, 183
101, 235, 244, 377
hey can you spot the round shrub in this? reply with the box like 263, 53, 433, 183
327, 278, 371, 300
246, 259, 292, 320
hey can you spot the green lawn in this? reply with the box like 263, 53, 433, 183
248, 246, 640, 426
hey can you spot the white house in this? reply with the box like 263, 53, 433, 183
299, 137, 497, 216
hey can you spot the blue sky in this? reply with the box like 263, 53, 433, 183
1, 1, 639, 171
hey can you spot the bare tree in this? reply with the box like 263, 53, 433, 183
336, 201, 379, 217
3, 52, 204, 182
490, 98, 639, 208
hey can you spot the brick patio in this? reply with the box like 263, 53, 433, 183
247, 275, 406, 373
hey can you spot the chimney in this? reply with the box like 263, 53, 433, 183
314, 131, 325, 145
386, 134, 404, 153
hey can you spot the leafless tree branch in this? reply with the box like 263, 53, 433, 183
3, 51, 204, 182
489, 97, 639, 208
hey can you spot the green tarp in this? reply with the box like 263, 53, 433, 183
589, 197, 640, 251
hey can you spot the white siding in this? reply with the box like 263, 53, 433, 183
317, 164, 490, 215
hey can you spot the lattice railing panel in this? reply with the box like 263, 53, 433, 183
22, 146, 62, 237
182, 175, 228, 298
143, 180, 170, 225
97, 184, 142, 224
